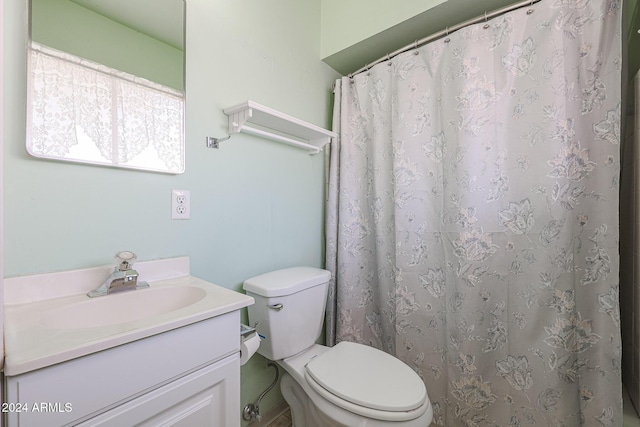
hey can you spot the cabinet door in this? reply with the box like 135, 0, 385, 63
5, 313, 239, 427
78, 353, 240, 427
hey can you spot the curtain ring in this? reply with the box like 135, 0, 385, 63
386, 53, 392, 66
413, 40, 419, 55
444, 27, 451, 43
527, 0, 535, 14
366, 64, 371, 76
483, 12, 490, 29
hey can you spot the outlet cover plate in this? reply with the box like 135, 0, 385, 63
171, 189, 190, 220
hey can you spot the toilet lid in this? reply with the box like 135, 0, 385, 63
305, 341, 427, 412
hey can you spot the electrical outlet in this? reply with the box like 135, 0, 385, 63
171, 189, 190, 220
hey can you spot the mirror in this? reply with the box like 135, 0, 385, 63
27, 0, 186, 174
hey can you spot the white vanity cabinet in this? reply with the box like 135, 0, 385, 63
3, 258, 254, 427
5, 312, 242, 427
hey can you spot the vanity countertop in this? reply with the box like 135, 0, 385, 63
4, 258, 254, 376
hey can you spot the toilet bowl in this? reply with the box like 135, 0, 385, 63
243, 267, 433, 426
278, 343, 433, 426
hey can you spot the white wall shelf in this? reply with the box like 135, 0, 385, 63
223, 101, 336, 154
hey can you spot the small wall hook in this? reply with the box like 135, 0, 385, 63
206, 135, 231, 149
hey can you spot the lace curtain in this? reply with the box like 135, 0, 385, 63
326, 0, 622, 425
27, 42, 185, 173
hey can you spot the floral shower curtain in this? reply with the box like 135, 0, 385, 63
325, 1, 622, 425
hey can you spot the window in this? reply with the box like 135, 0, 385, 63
27, 42, 185, 173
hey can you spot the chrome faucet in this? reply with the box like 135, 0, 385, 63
88, 251, 149, 298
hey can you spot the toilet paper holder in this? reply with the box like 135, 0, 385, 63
242, 322, 265, 340
240, 324, 261, 367
241, 323, 256, 338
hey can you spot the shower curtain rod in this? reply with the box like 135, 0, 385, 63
348, 0, 542, 78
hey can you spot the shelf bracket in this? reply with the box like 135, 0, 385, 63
229, 108, 253, 135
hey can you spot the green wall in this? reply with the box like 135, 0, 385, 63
31, 0, 183, 91
4, 0, 339, 420
320, 0, 445, 59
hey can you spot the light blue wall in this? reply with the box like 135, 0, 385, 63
3, 0, 339, 419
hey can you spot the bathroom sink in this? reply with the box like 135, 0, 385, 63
39, 286, 207, 329
4, 268, 254, 376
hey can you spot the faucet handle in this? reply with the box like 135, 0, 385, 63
115, 251, 137, 271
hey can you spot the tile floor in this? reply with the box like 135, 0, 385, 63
266, 408, 291, 427
266, 386, 640, 427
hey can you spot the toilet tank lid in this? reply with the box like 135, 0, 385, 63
243, 267, 331, 297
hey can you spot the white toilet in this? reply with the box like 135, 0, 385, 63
243, 267, 433, 427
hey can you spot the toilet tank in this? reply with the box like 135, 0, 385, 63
243, 267, 331, 361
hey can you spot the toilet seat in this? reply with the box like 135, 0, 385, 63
303, 341, 428, 422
